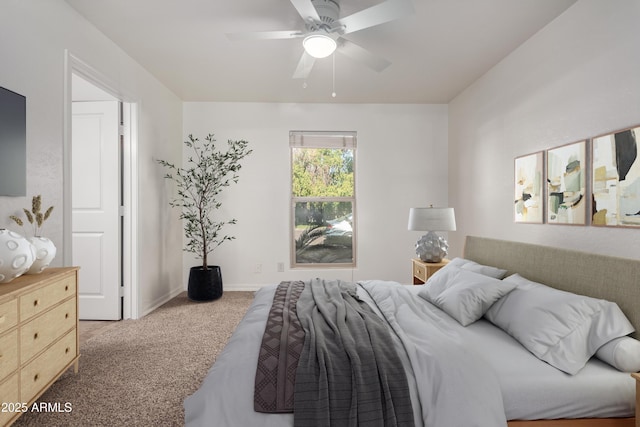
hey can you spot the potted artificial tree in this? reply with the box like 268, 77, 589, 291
158, 133, 252, 301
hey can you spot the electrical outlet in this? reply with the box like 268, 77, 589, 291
277, 262, 284, 272
254, 263, 262, 274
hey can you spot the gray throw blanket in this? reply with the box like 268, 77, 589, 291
293, 279, 415, 427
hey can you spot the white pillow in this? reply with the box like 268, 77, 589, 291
485, 274, 635, 375
595, 337, 640, 372
436, 257, 508, 280
418, 266, 516, 326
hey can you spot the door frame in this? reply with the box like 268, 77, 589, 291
63, 50, 140, 319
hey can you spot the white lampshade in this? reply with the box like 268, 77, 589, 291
303, 34, 337, 59
408, 207, 456, 232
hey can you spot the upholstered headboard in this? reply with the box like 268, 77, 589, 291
463, 236, 640, 339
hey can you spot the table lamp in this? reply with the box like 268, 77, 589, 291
408, 206, 456, 263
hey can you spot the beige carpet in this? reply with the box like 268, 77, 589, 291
13, 291, 254, 427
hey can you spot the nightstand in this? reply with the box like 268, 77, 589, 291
412, 258, 449, 284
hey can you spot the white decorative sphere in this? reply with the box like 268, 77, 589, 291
0, 230, 36, 283
27, 236, 57, 274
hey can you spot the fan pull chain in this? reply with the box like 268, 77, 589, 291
331, 53, 337, 98
303, 54, 308, 89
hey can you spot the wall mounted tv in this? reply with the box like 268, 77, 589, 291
0, 86, 26, 196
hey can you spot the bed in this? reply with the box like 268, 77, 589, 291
184, 236, 640, 427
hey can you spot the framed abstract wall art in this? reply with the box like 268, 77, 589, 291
592, 125, 640, 227
546, 140, 587, 225
514, 151, 544, 223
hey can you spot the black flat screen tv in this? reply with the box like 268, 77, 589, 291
0, 86, 26, 196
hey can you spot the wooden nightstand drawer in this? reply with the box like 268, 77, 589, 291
412, 258, 449, 284
0, 330, 18, 381
19, 272, 76, 322
21, 329, 77, 402
413, 262, 427, 282
0, 299, 17, 335
20, 297, 76, 364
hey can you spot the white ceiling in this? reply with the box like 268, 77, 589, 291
63, 0, 577, 104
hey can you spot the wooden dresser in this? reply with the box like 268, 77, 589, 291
0, 267, 79, 426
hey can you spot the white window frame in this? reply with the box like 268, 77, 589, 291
290, 130, 357, 268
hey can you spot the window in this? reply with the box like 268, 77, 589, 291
290, 131, 356, 267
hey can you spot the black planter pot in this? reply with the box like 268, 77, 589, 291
188, 265, 223, 301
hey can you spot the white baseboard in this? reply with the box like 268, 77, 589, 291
142, 285, 262, 316
141, 286, 185, 318
223, 284, 265, 292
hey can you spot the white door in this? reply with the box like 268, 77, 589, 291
72, 101, 122, 320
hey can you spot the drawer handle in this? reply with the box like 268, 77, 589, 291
65, 285, 69, 291
33, 299, 39, 307
34, 332, 39, 340
65, 347, 70, 354
34, 373, 39, 382
65, 313, 69, 319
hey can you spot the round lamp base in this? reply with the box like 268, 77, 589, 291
416, 231, 449, 263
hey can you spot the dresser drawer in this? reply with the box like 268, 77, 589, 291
19, 273, 76, 321
20, 298, 76, 364
0, 374, 19, 426
0, 299, 18, 335
0, 268, 79, 426
0, 330, 18, 382
20, 329, 76, 402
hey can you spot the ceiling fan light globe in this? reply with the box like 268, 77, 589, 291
303, 34, 337, 59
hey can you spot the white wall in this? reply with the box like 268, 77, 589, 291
183, 102, 448, 289
448, 0, 640, 259
0, 0, 184, 316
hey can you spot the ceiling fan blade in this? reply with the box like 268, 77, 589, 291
293, 52, 316, 79
226, 30, 304, 41
337, 38, 391, 72
289, 0, 321, 23
335, 0, 414, 35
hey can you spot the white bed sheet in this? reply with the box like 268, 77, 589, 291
403, 285, 636, 420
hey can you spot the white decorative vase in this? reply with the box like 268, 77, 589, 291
27, 236, 57, 274
0, 229, 36, 283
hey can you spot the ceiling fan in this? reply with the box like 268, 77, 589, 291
226, 0, 415, 79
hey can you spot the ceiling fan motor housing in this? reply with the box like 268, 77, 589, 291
309, 0, 340, 32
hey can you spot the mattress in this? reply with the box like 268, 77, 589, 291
184, 281, 635, 426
